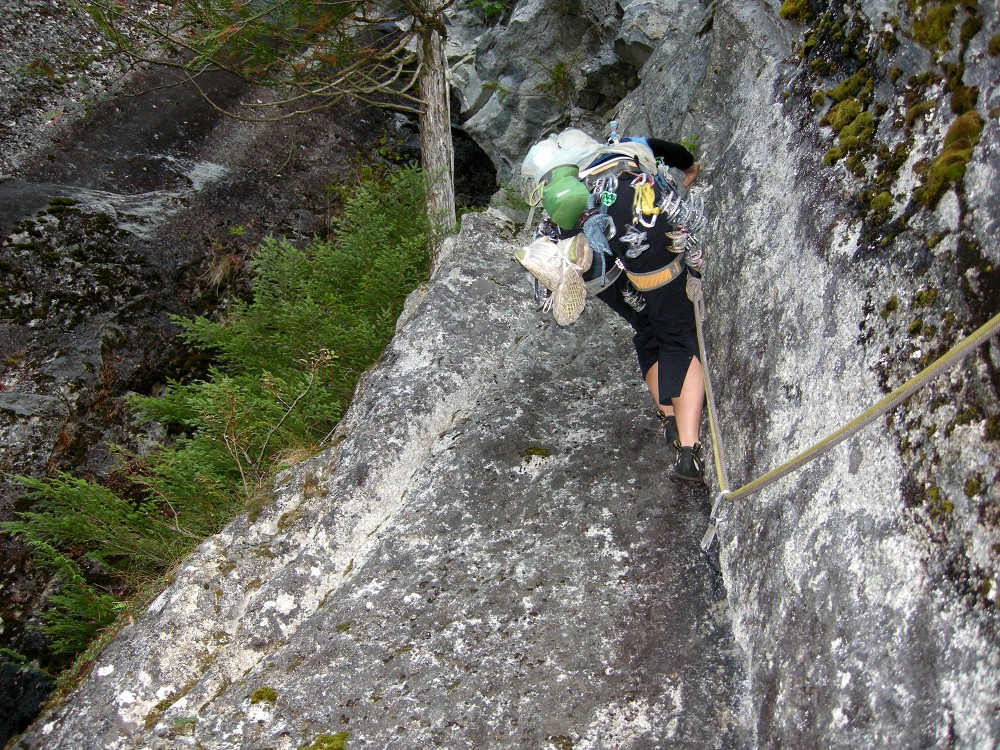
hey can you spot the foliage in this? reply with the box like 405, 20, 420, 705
536, 55, 582, 109
460, 0, 511, 22
73, 0, 436, 117
2, 167, 430, 665
680, 134, 702, 158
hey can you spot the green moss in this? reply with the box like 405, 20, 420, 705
827, 68, 871, 102
911, 1, 957, 52
824, 147, 843, 166
839, 111, 874, 148
985, 414, 1000, 440
869, 191, 893, 212
548, 737, 575, 750
779, 0, 812, 22
300, 733, 350, 750
960, 15, 983, 49
944, 109, 984, 148
950, 85, 978, 114
926, 485, 954, 521
880, 295, 899, 320
908, 319, 924, 336
334, 621, 352, 633
810, 58, 838, 77
811, 90, 827, 107
913, 287, 938, 306
250, 686, 279, 704
521, 446, 552, 459
964, 476, 983, 497
882, 30, 901, 54
846, 154, 866, 176
913, 111, 984, 207
890, 66, 904, 83
822, 97, 863, 132
989, 34, 1000, 56
906, 100, 937, 125
954, 405, 983, 426
874, 101, 889, 117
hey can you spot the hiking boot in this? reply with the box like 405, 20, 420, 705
672, 442, 706, 484
656, 410, 679, 446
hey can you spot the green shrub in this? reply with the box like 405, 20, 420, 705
3, 167, 431, 669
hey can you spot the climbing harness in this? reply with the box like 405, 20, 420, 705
690, 279, 1000, 553
622, 256, 687, 292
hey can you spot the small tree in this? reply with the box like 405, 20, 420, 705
79, 0, 457, 228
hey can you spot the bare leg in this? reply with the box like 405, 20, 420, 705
671, 357, 705, 446
643, 364, 674, 417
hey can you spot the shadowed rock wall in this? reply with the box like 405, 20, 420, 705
451, 0, 998, 742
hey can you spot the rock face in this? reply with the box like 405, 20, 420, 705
8, 0, 1000, 747
11, 211, 741, 749
0, 2, 495, 738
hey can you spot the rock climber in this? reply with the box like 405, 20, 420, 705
535, 134, 707, 483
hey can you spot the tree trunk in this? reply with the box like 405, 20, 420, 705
418, 19, 456, 233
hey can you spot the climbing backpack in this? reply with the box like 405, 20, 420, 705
515, 127, 708, 324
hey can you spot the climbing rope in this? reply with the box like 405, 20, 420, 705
687, 276, 1000, 553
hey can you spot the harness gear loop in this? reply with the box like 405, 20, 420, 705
626, 256, 686, 291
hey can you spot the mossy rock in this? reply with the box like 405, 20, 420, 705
913, 111, 983, 208
905, 100, 937, 125
989, 34, 1000, 56
250, 686, 279, 704
779, 0, 812, 22
910, 1, 958, 52
301, 732, 350, 750
824, 146, 843, 166
839, 111, 874, 147
950, 85, 978, 114
827, 68, 871, 103
944, 110, 983, 148
880, 295, 899, 320
869, 191, 893, 212
821, 97, 863, 132
913, 287, 939, 307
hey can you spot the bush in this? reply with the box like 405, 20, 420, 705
3, 167, 431, 670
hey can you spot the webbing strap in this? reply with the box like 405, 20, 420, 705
626, 256, 686, 291
690, 273, 1000, 553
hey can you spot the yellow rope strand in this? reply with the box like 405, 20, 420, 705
689, 277, 1000, 552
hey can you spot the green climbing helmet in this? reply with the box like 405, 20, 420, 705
542, 165, 589, 230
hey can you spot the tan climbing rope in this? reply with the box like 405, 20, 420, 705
687, 275, 1000, 553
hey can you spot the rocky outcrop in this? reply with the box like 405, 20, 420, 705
0, 4, 493, 738
11, 210, 740, 749
7, 0, 1000, 747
